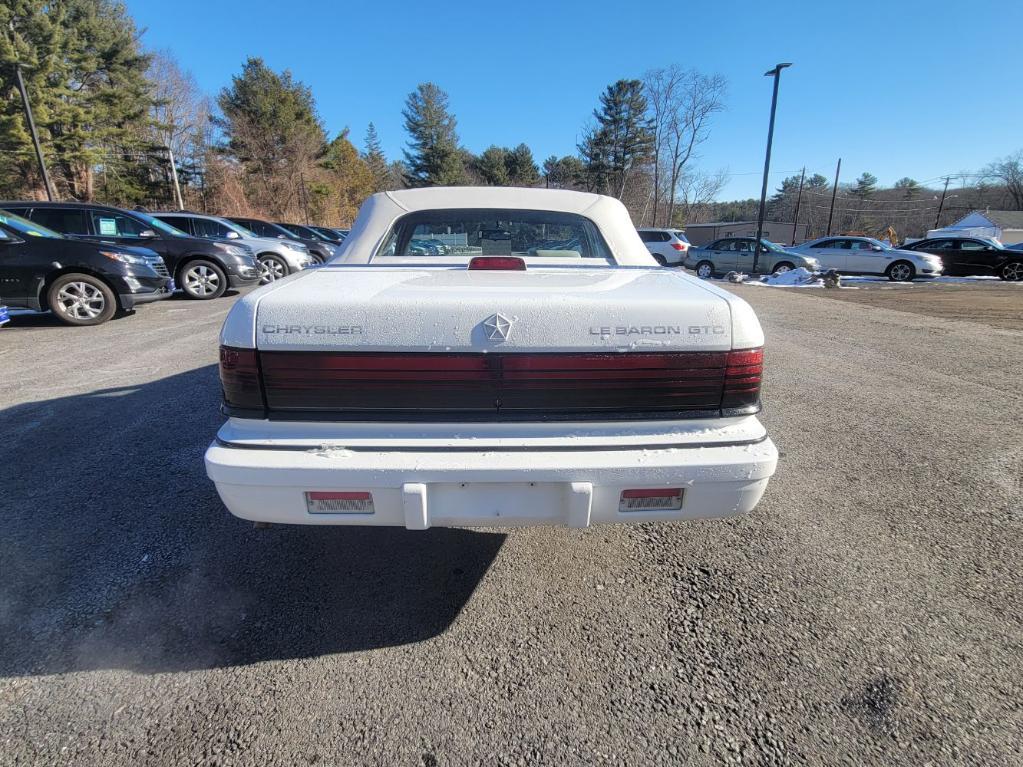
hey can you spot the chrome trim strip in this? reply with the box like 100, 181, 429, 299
214, 434, 768, 454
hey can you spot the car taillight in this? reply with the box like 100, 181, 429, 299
671, 242, 687, 251
468, 256, 526, 270
219, 345, 265, 411
721, 348, 763, 412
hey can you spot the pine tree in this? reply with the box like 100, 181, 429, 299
401, 82, 466, 187
1, 0, 155, 202
475, 146, 509, 185
322, 130, 374, 224
542, 155, 584, 189
363, 122, 390, 192
506, 143, 539, 186
850, 172, 878, 199
217, 57, 327, 217
579, 80, 654, 199
894, 177, 919, 199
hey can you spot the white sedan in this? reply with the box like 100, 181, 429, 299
793, 236, 943, 281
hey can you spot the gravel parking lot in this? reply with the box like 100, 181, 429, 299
1, 286, 1020, 766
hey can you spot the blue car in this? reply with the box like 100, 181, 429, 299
0, 296, 9, 327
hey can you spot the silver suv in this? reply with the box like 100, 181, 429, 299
152, 212, 315, 285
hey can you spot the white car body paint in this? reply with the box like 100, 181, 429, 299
206, 187, 778, 528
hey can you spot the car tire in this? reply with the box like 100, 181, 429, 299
999, 261, 1023, 281
653, 254, 667, 266
47, 273, 117, 326
180, 259, 228, 299
258, 254, 289, 285
886, 261, 916, 282
772, 261, 795, 274
695, 261, 715, 279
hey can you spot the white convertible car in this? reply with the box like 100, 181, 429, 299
205, 187, 778, 529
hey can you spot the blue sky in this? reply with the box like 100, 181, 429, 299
129, 0, 1023, 200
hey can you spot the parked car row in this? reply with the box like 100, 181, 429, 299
640, 228, 1023, 282
0, 199, 350, 326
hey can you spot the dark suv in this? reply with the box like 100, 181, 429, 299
0, 209, 172, 325
228, 217, 334, 263
1, 202, 262, 299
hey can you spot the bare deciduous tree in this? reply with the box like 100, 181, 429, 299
643, 66, 726, 226
983, 150, 1023, 210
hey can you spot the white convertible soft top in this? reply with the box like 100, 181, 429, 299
333, 186, 658, 267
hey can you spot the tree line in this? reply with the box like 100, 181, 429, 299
2, 1, 1020, 233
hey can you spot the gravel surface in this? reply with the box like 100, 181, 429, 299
1, 287, 1020, 766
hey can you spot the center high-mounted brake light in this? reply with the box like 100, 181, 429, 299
468, 256, 526, 271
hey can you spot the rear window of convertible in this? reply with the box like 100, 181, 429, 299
372, 209, 614, 263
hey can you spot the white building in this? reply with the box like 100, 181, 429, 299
928, 210, 1023, 245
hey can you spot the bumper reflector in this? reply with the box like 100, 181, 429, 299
305, 491, 375, 514
619, 488, 684, 512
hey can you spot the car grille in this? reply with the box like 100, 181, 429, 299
147, 257, 170, 277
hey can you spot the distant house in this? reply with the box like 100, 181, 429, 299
928, 210, 1023, 245
681, 220, 808, 247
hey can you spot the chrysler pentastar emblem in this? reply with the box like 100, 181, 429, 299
483, 313, 514, 341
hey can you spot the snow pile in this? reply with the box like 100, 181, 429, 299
740, 267, 831, 288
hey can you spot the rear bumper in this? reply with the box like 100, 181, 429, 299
204, 417, 778, 528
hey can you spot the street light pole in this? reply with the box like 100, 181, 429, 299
753, 63, 791, 274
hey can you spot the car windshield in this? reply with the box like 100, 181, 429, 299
0, 210, 63, 238
136, 212, 189, 237
374, 209, 613, 263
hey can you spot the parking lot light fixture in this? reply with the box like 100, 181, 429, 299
753, 63, 791, 273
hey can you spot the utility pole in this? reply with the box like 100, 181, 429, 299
13, 62, 55, 201
166, 145, 184, 209
790, 166, 805, 244
826, 158, 842, 236
934, 176, 951, 229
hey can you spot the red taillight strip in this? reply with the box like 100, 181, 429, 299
255, 349, 763, 418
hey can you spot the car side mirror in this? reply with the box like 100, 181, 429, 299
871, 245, 883, 251
139, 229, 158, 239
226, 230, 240, 239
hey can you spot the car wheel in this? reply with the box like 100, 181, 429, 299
999, 261, 1023, 281
695, 261, 714, 279
772, 261, 795, 274
47, 273, 117, 326
180, 260, 228, 299
258, 254, 289, 284
653, 254, 667, 266
886, 261, 916, 282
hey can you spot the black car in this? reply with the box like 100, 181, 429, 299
0, 209, 172, 325
901, 237, 1023, 280
227, 217, 334, 264
0, 202, 262, 299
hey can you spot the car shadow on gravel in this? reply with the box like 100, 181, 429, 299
0, 366, 505, 676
